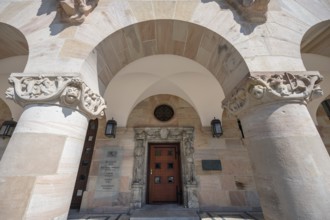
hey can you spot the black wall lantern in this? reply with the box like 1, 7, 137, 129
0, 119, 17, 138
211, 117, 223, 138
105, 118, 117, 138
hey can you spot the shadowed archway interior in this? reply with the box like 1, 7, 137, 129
84, 19, 249, 126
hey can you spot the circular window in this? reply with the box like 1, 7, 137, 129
154, 104, 174, 122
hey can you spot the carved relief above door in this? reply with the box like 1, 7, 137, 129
131, 127, 199, 209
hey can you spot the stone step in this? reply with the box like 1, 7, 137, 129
129, 204, 199, 220
130, 210, 199, 220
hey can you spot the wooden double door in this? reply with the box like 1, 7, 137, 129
148, 143, 182, 204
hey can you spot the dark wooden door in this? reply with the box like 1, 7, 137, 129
148, 144, 182, 204
70, 119, 98, 209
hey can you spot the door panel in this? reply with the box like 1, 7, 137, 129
148, 144, 182, 204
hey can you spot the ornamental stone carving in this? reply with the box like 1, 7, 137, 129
222, 72, 323, 116
6, 73, 106, 119
225, 0, 270, 23
183, 131, 196, 185
132, 139, 145, 184
58, 0, 99, 24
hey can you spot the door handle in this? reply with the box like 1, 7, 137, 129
150, 169, 153, 175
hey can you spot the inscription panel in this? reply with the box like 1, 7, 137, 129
96, 147, 122, 192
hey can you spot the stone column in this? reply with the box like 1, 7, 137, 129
223, 71, 330, 220
0, 73, 106, 220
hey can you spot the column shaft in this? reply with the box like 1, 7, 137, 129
241, 102, 330, 219
0, 105, 88, 220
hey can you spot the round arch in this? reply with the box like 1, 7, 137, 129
0, 22, 29, 121
0, 98, 12, 123
301, 20, 330, 123
83, 19, 249, 126
92, 20, 248, 96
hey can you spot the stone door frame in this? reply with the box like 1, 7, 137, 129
131, 127, 199, 209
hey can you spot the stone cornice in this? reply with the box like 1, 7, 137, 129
5, 73, 106, 119
58, 0, 99, 24
222, 71, 323, 116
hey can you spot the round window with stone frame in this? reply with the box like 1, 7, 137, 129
154, 104, 174, 122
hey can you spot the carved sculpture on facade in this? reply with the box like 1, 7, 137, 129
183, 131, 196, 185
225, 0, 270, 23
132, 139, 145, 184
61, 85, 81, 106
58, 0, 99, 24
222, 72, 323, 116
6, 74, 106, 119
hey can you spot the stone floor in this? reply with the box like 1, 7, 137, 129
68, 205, 264, 220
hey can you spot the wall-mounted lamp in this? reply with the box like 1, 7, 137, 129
0, 119, 17, 138
211, 117, 223, 138
105, 118, 117, 138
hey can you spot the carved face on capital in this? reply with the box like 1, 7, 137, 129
250, 84, 265, 99
61, 86, 81, 105
276, 84, 290, 96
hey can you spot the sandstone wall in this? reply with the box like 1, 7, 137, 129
81, 95, 259, 212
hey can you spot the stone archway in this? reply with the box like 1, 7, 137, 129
0, 22, 29, 121
301, 20, 330, 123
89, 19, 249, 97
131, 127, 198, 209
85, 19, 249, 128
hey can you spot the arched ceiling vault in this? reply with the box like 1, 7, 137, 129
104, 55, 224, 127
90, 20, 248, 127
0, 23, 29, 121
301, 20, 330, 124
94, 20, 249, 96
0, 22, 28, 60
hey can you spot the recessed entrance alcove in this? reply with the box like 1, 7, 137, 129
131, 127, 198, 209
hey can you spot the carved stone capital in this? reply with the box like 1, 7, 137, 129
225, 0, 270, 23
222, 71, 323, 116
6, 73, 106, 119
57, 0, 99, 24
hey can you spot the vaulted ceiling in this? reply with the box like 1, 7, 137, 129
301, 21, 330, 58
0, 23, 28, 60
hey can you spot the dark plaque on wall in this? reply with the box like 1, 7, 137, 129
202, 160, 222, 171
